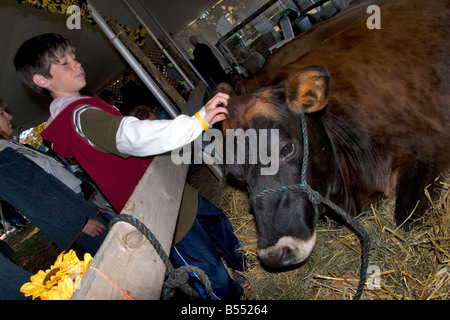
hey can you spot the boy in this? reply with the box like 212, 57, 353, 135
14, 33, 245, 299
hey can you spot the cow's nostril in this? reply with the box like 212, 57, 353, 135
280, 246, 295, 265
260, 246, 295, 268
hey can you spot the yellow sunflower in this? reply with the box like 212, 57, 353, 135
41, 275, 75, 300
20, 250, 92, 300
20, 270, 54, 300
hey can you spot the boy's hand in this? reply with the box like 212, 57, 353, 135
203, 92, 229, 126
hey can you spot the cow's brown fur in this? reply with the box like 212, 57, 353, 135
236, 0, 381, 94
278, 0, 449, 205
223, 90, 281, 131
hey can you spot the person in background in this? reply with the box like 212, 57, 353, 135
0, 248, 32, 300
119, 69, 168, 118
100, 89, 123, 112
128, 105, 157, 120
190, 35, 231, 89
0, 98, 107, 254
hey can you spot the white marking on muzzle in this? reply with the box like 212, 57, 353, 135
259, 232, 317, 267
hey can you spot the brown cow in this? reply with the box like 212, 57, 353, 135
236, 0, 382, 94
222, 0, 450, 269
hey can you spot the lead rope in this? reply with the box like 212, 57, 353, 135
251, 113, 370, 300
109, 215, 213, 300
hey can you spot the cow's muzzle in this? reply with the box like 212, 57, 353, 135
258, 233, 317, 268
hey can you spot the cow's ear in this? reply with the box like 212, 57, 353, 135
285, 66, 330, 113
215, 82, 236, 98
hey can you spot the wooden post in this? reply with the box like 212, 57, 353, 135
107, 19, 186, 111
159, 37, 206, 94
86, 1, 179, 118
71, 156, 188, 300
121, 0, 195, 90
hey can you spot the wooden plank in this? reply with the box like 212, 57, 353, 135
71, 156, 188, 300
159, 36, 203, 89
183, 82, 207, 116
107, 19, 186, 111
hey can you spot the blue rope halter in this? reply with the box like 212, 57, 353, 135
250, 112, 370, 300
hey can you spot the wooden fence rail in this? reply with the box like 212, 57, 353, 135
71, 155, 188, 300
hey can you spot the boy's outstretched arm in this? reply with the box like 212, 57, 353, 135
74, 92, 230, 157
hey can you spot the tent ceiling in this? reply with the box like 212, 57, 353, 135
0, 0, 218, 132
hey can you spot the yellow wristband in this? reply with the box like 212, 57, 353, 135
195, 112, 209, 131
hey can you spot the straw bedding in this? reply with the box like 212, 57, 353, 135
188, 166, 450, 300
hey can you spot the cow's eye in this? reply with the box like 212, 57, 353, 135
280, 142, 294, 158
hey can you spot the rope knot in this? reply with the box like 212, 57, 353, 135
163, 265, 213, 300
300, 183, 323, 205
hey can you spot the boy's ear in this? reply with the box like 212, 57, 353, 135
32, 74, 50, 89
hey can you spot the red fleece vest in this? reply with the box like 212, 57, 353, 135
41, 97, 153, 212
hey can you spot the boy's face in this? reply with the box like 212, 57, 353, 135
34, 52, 86, 98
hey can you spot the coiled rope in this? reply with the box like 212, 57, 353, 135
251, 113, 370, 300
109, 214, 212, 300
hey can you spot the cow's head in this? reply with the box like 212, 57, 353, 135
223, 66, 339, 269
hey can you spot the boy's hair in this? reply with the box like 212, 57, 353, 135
14, 33, 76, 96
